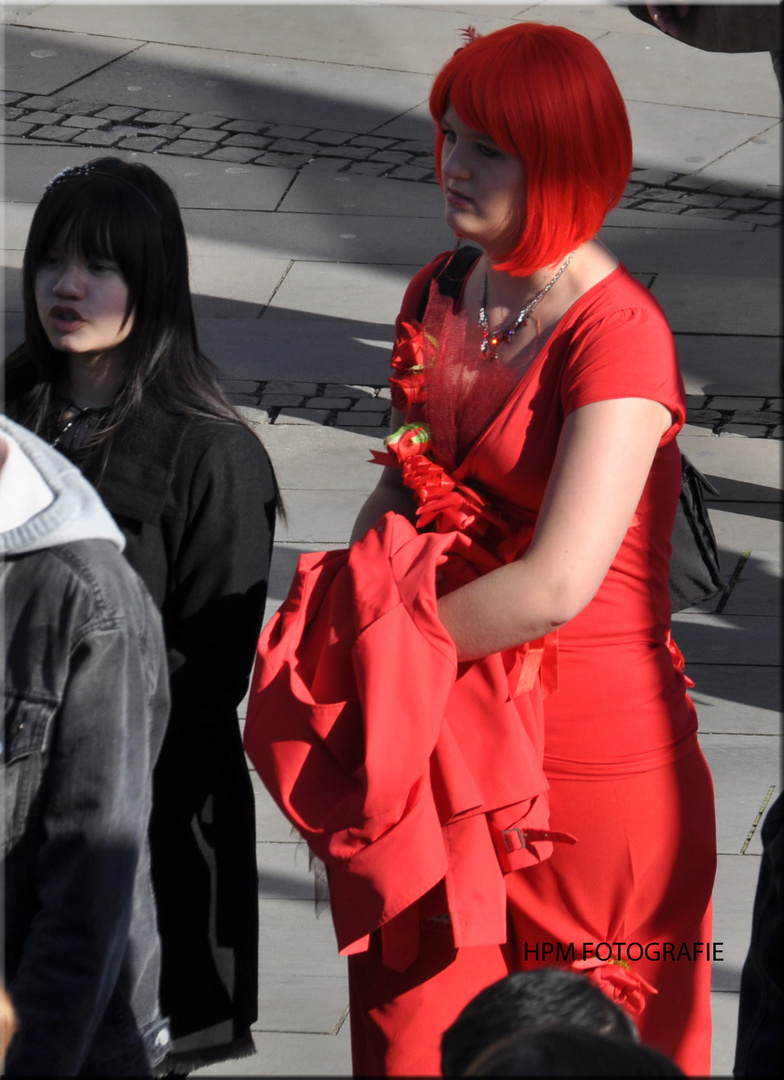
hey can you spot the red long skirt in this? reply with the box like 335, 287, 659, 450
348, 742, 716, 1076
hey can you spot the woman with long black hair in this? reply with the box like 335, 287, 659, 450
5, 156, 279, 1072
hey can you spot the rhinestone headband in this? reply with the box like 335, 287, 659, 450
44, 163, 161, 218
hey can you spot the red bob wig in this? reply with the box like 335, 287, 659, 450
430, 23, 632, 276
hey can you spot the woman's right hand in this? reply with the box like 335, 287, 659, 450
349, 407, 418, 543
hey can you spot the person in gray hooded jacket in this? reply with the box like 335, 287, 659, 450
1, 414, 171, 1075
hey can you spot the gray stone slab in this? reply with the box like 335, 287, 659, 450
190, 253, 290, 318
697, 733, 781, 854
604, 206, 752, 231
600, 225, 781, 277
706, 124, 784, 193
275, 408, 334, 425
675, 335, 782, 398
709, 548, 770, 602
689, 665, 781, 737
679, 423, 719, 439
258, 841, 316, 902
251, 771, 299, 845
194, 1031, 351, 1076
345, 398, 390, 413
256, 975, 348, 1036
273, 488, 371, 547
156, 139, 210, 158
1, 120, 36, 136
721, 550, 782, 618
245, 259, 418, 383
61, 39, 434, 136
258, 898, 343, 978
11, 2, 505, 75
268, 259, 416, 327
255, 424, 383, 493
672, 613, 780, 667
199, 313, 393, 386
307, 397, 352, 410
181, 207, 454, 267
625, 99, 780, 185
711, 989, 740, 1078
706, 506, 781, 557
1, 143, 291, 214
24, 109, 67, 125
339, 411, 387, 427
711, 853, 763, 991
2, 143, 117, 206
676, 436, 781, 501
597, 27, 781, 120
279, 169, 442, 218
3, 23, 144, 97
139, 153, 295, 212
681, 540, 781, 612
650, 274, 780, 336
373, 100, 438, 142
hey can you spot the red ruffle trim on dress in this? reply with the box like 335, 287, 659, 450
569, 957, 659, 1019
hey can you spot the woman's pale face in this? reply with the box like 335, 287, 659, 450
440, 104, 525, 259
34, 235, 133, 365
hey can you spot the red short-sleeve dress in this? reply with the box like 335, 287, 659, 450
393, 252, 717, 1074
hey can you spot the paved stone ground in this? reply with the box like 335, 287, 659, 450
3, 90, 782, 227
222, 378, 784, 439
2, 3, 781, 1076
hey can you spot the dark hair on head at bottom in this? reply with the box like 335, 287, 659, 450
461, 1024, 684, 1077
441, 968, 638, 1077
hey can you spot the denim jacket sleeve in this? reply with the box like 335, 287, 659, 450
4, 543, 170, 1075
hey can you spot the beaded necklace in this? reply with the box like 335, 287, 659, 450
478, 251, 574, 361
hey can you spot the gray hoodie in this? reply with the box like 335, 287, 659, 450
1, 413, 172, 1075
0, 413, 124, 555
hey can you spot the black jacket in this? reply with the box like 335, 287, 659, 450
95, 398, 277, 1067
5, 386, 278, 1068
100, 400, 276, 732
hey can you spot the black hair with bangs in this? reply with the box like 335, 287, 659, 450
6, 156, 260, 482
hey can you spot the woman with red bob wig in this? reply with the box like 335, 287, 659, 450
247, 19, 716, 1080
429, 22, 633, 276
350, 21, 715, 1075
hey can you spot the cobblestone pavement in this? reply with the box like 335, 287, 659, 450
224, 380, 784, 439
6, 88, 780, 441
3, 90, 782, 228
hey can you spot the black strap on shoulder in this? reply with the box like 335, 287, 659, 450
416, 245, 482, 322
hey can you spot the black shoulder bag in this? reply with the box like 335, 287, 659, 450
669, 454, 728, 611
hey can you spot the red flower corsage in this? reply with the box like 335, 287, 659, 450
569, 958, 658, 1019
665, 629, 695, 688
384, 422, 432, 461
400, 454, 456, 508
389, 320, 436, 411
372, 421, 515, 544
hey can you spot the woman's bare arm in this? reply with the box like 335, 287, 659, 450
350, 407, 417, 543
437, 396, 673, 660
